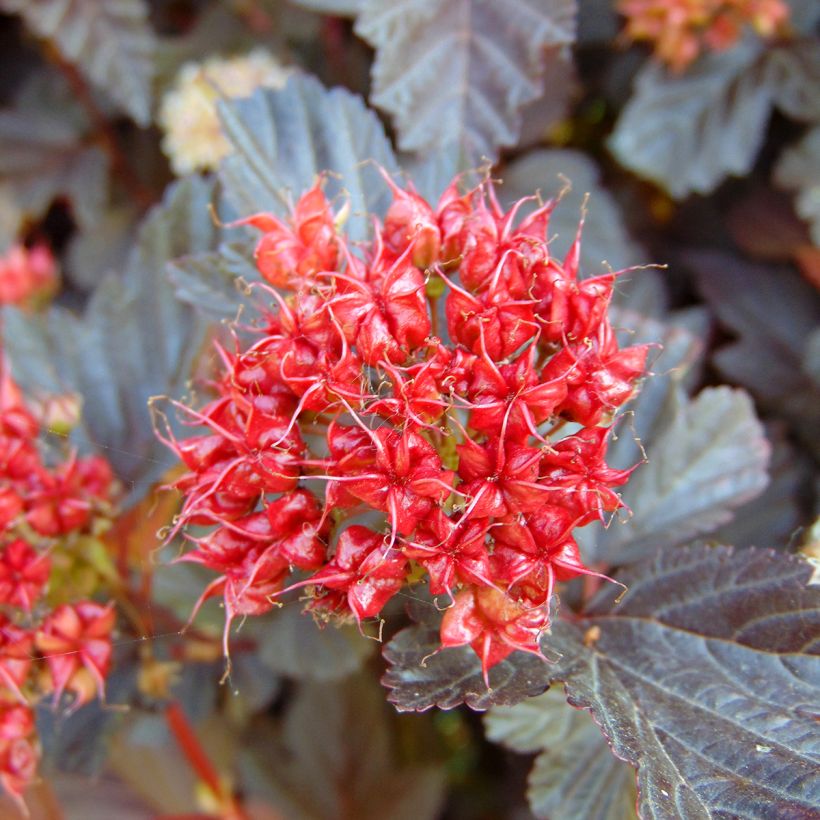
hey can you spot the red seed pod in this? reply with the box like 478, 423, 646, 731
306, 525, 407, 622
440, 586, 548, 685
0, 243, 58, 308
239, 183, 340, 289
382, 174, 442, 269
0, 618, 33, 702
0, 540, 50, 612
161, 169, 648, 678
35, 601, 115, 707
0, 703, 38, 806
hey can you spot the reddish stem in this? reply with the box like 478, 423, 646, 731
165, 701, 246, 820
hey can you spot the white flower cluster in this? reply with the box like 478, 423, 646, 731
159, 49, 290, 175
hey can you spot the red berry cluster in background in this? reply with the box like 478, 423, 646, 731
158, 174, 649, 684
0, 244, 59, 309
618, 0, 789, 72
0, 372, 115, 805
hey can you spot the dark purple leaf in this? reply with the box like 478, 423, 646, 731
610, 36, 820, 199
710, 422, 808, 549
577, 305, 769, 565
775, 125, 820, 245
217, 74, 397, 243
0, 0, 156, 125
254, 604, 373, 682
0, 71, 108, 234
486, 689, 637, 820
168, 240, 260, 319
593, 386, 770, 564
543, 545, 820, 820
382, 622, 550, 712
500, 149, 647, 278
690, 250, 820, 459
289, 0, 362, 13
354, 0, 577, 161
3, 178, 217, 506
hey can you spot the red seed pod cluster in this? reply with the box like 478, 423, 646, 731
618, 0, 789, 72
0, 243, 59, 309
0, 370, 116, 806
159, 174, 648, 682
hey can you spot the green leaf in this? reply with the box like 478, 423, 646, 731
544, 545, 820, 820
354, 0, 577, 160
239, 674, 446, 820
2, 177, 219, 506
0, 0, 156, 125
217, 74, 397, 242
486, 690, 638, 820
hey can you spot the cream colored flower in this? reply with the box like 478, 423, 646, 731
159, 49, 290, 175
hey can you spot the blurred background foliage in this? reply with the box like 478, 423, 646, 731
0, 1, 817, 818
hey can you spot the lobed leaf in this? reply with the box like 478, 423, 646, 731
0, 107, 107, 232
37, 648, 139, 777
0, 0, 156, 125
355, 0, 577, 161
66, 206, 139, 289
217, 74, 397, 243
381, 620, 549, 712
689, 250, 820, 459
596, 386, 770, 565
3, 177, 218, 506
611, 32, 820, 199
575, 307, 769, 566
775, 125, 820, 245
174, 73, 402, 317
544, 545, 820, 820
710, 422, 807, 550
609, 41, 771, 198
167, 241, 259, 319
528, 730, 637, 820
766, 39, 820, 123
254, 604, 373, 682
486, 689, 637, 820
